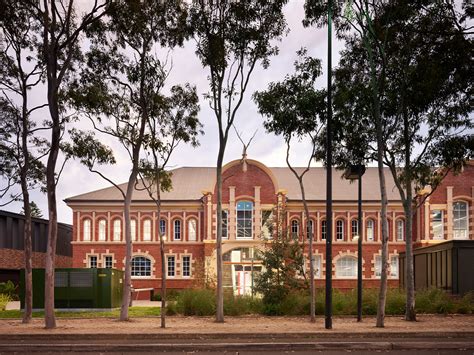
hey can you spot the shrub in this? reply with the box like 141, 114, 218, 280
386, 288, 406, 315
457, 292, 473, 314
151, 293, 162, 301
224, 294, 263, 316
0, 294, 10, 311
0, 281, 17, 299
416, 288, 455, 314
175, 289, 215, 316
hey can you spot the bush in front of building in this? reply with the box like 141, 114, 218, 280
0, 281, 17, 301
0, 294, 10, 311
174, 289, 216, 316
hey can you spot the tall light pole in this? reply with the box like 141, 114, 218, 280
325, 0, 333, 330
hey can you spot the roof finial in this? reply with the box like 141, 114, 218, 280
233, 125, 257, 172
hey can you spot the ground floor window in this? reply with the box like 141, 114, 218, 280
104, 255, 113, 269
88, 255, 97, 268
375, 255, 399, 279
167, 256, 175, 277
335, 256, 357, 278
131, 256, 151, 277
432, 210, 444, 239
312, 255, 321, 278
182, 256, 191, 277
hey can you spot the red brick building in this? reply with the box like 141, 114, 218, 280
65, 159, 474, 298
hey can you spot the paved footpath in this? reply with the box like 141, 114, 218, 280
0, 314, 473, 353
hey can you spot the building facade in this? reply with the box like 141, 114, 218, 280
65, 159, 474, 298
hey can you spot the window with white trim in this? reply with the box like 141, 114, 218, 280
291, 219, 299, 238
222, 210, 228, 239
375, 255, 399, 279
336, 220, 344, 240
432, 210, 444, 240
312, 255, 321, 278
237, 201, 253, 239
83, 219, 91, 241
261, 210, 273, 239
335, 256, 357, 278
113, 219, 121, 241
188, 219, 197, 241
351, 219, 359, 239
174, 220, 181, 240
366, 219, 374, 241
167, 256, 175, 277
130, 219, 136, 241
88, 255, 97, 268
159, 219, 166, 236
396, 219, 404, 241
306, 219, 314, 239
143, 219, 152, 241
182, 256, 191, 277
104, 255, 113, 269
98, 219, 106, 241
453, 201, 468, 239
321, 220, 327, 240
131, 256, 151, 277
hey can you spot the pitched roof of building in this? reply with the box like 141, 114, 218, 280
65, 163, 402, 203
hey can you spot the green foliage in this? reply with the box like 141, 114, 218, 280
151, 293, 162, 302
415, 289, 456, 314
21, 201, 43, 218
175, 289, 216, 316
0, 281, 17, 299
223, 294, 263, 316
0, 307, 160, 318
0, 294, 10, 311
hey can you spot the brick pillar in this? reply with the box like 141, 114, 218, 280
471, 186, 474, 240
254, 186, 261, 239
77, 211, 81, 242
92, 211, 96, 241
207, 193, 212, 240
229, 186, 236, 240
392, 211, 396, 242
424, 197, 430, 240
447, 186, 453, 240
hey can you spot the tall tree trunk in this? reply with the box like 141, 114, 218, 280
156, 177, 166, 328
215, 146, 225, 323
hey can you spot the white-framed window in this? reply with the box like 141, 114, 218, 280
131, 256, 151, 277
375, 255, 399, 279
432, 210, 444, 240
159, 219, 166, 236
396, 219, 404, 241
261, 210, 273, 239
130, 219, 136, 241
104, 255, 113, 269
237, 201, 253, 239
366, 219, 374, 241
83, 219, 91, 241
291, 219, 299, 238
167, 256, 175, 277
312, 255, 322, 278
174, 220, 181, 241
188, 219, 197, 241
306, 219, 314, 239
88, 255, 97, 268
335, 256, 357, 278
453, 201, 468, 239
321, 220, 327, 240
336, 220, 344, 240
351, 219, 359, 239
182, 256, 191, 277
113, 219, 121, 241
98, 219, 107, 241
143, 219, 152, 241
221, 210, 228, 239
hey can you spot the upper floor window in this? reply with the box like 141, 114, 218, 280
321, 220, 327, 240
351, 219, 359, 240
83, 219, 91, 241
131, 256, 151, 277
453, 201, 468, 239
432, 210, 444, 240
336, 220, 344, 240
113, 219, 121, 241
143, 219, 152, 241
174, 220, 181, 240
396, 219, 404, 241
159, 219, 166, 236
306, 219, 314, 239
98, 219, 106, 241
291, 219, 299, 238
221, 210, 228, 239
261, 210, 273, 239
237, 201, 253, 239
336, 256, 357, 278
130, 219, 136, 241
366, 219, 374, 241
188, 219, 197, 241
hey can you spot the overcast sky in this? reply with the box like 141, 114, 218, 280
1, 1, 343, 224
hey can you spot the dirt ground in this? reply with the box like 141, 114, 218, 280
1, 314, 473, 335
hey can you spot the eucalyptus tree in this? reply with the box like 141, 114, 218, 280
138, 84, 202, 328
66, 0, 192, 321
254, 49, 326, 323
0, 0, 47, 323
189, 0, 288, 322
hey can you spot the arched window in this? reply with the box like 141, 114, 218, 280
237, 201, 253, 239
453, 201, 468, 239
174, 219, 181, 240
351, 219, 359, 240
98, 219, 106, 241
336, 220, 344, 240
143, 219, 152, 241
130, 219, 136, 241
159, 219, 166, 236
113, 219, 121, 241
131, 256, 151, 277
188, 219, 197, 241
366, 219, 374, 241
336, 256, 357, 278
306, 219, 314, 239
83, 219, 91, 241
396, 219, 404, 241
321, 220, 327, 240
291, 219, 299, 238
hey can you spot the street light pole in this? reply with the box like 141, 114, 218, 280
325, 0, 333, 330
